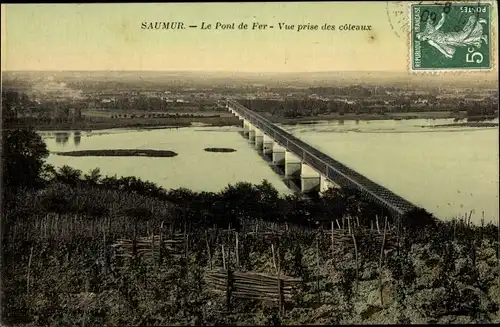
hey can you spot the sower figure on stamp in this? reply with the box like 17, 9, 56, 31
416, 12, 488, 59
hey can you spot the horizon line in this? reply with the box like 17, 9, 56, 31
2, 69, 497, 79
2, 69, 411, 74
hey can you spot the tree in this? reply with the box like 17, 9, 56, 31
2, 90, 21, 123
55, 105, 70, 123
83, 168, 102, 185
1, 127, 49, 190
74, 107, 82, 121
338, 103, 345, 116
54, 165, 83, 186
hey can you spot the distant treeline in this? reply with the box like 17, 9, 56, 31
1, 89, 220, 126
109, 113, 221, 119
93, 98, 216, 111
239, 97, 498, 119
2, 90, 84, 124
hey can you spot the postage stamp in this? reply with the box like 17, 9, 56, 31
410, 1, 492, 71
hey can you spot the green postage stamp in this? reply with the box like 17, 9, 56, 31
411, 2, 492, 71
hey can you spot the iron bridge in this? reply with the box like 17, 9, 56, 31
223, 99, 420, 218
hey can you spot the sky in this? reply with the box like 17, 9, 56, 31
1, 2, 498, 75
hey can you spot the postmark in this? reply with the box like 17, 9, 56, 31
386, 1, 410, 38
410, 1, 492, 71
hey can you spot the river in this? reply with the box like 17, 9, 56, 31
41, 118, 499, 224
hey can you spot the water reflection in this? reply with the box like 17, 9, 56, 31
55, 132, 70, 145
73, 135, 81, 146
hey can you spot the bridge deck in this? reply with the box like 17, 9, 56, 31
225, 100, 418, 217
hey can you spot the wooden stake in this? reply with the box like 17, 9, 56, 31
151, 230, 155, 267
107, 216, 112, 240
132, 223, 137, 265
316, 237, 320, 294
222, 245, 226, 270
159, 223, 164, 267
226, 268, 232, 313
185, 234, 189, 262
497, 212, 500, 289
351, 232, 359, 294
235, 232, 240, 268
331, 221, 337, 270
331, 221, 334, 250
378, 216, 388, 306
27, 246, 33, 294
103, 231, 107, 277
336, 219, 341, 230
376, 215, 380, 234
277, 241, 284, 316
55, 214, 59, 238
271, 244, 277, 272
206, 230, 212, 270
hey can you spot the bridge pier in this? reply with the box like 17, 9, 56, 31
320, 175, 340, 193
243, 120, 250, 138
248, 130, 256, 143
272, 143, 286, 166
301, 163, 321, 193
263, 134, 273, 156
254, 130, 264, 151
285, 151, 301, 178
248, 123, 256, 143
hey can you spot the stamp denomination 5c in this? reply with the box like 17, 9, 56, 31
410, 2, 492, 71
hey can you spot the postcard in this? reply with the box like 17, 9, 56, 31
1, 2, 499, 326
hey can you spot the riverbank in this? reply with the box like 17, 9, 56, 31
11, 110, 497, 131
429, 122, 499, 128
275, 111, 469, 125
6, 115, 241, 132
52, 149, 178, 157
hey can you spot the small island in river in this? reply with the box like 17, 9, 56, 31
204, 147, 237, 153
53, 149, 178, 157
